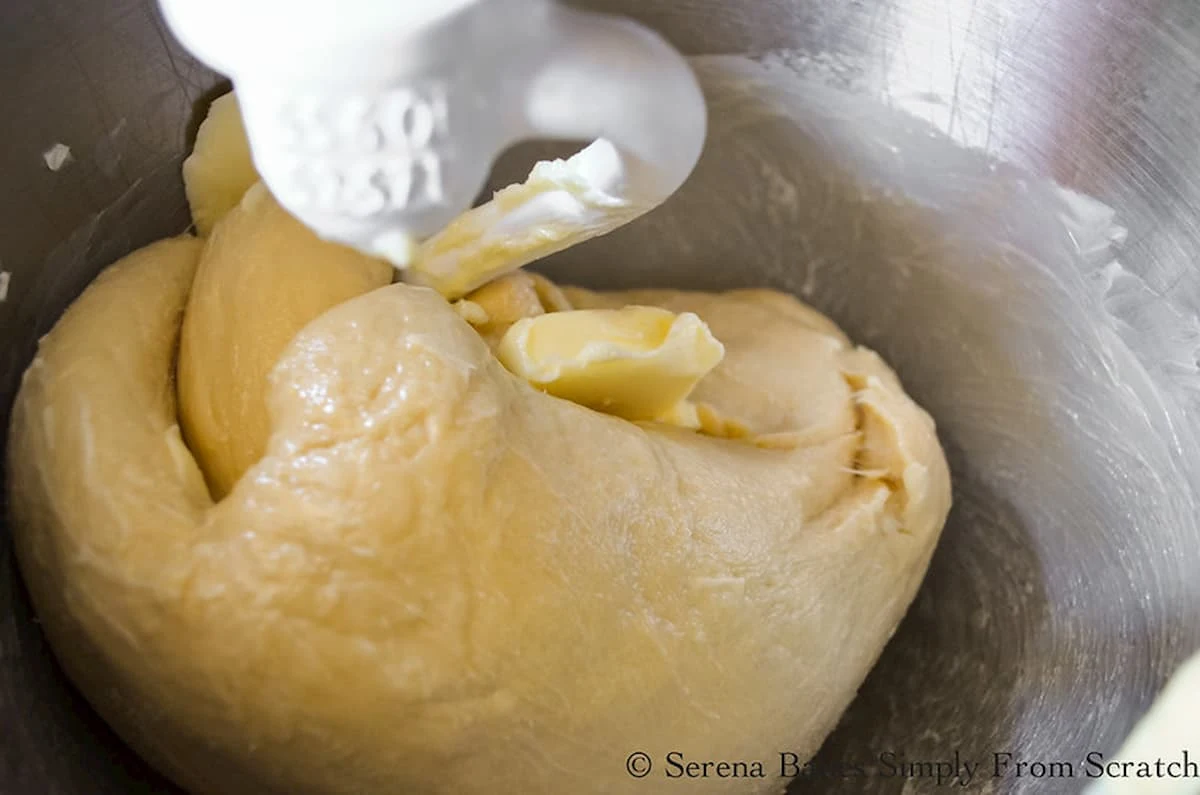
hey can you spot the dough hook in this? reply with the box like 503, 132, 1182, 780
158, 0, 707, 267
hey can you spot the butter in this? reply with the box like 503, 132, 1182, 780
407, 140, 643, 299
496, 306, 724, 422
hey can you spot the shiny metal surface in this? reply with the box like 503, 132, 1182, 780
2, 1, 1200, 793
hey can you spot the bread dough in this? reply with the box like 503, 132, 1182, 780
182, 92, 257, 237
9, 209, 950, 794
178, 183, 392, 497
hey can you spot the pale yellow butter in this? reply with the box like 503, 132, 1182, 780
496, 306, 724, 422
408, 140, 642, 299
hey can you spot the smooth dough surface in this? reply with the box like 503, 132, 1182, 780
8, 226, 951, 793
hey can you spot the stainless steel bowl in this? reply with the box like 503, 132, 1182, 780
3, 1, 1199, 793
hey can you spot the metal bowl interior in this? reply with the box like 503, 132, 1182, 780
2, 1, 1199, 793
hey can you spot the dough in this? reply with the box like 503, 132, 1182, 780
182, 92, 257, 237
178, 183, 392, 497
8, 93, 950, 795
9, 232, 949, 794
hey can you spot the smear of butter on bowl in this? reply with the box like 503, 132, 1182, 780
496, 306, 724, 422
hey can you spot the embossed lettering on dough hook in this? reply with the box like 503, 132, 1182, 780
157, 0, 707, 269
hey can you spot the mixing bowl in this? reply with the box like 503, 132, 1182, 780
2, 0, 1198, 792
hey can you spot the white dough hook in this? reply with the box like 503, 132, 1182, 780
157, 0, 707, 270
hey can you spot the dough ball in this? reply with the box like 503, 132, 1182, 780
8, 228, 951, 793
178, 183, 393, 497
183, 92, 258, 236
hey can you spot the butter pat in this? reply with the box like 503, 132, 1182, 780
408, 140, 643, 299
496, 307, 724, 421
